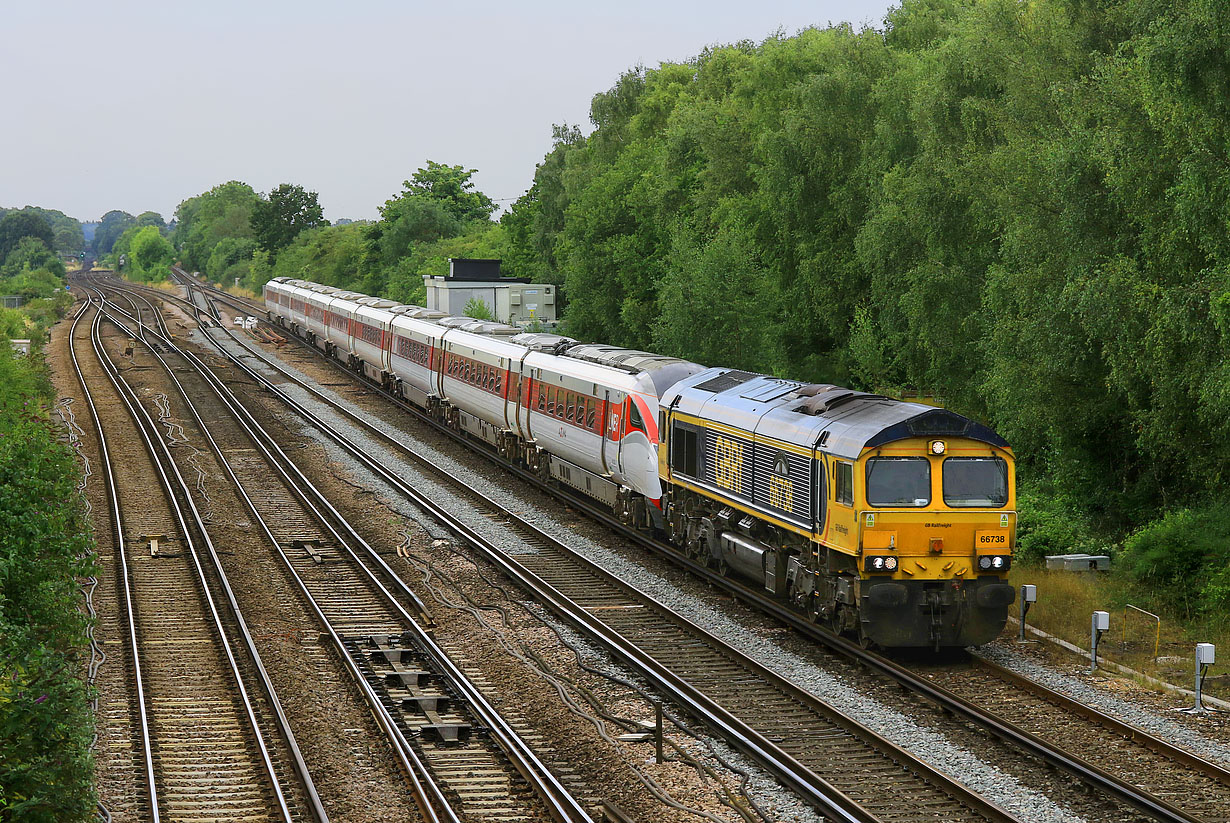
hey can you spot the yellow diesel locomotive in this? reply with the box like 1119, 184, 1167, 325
660, 370, 1016, 648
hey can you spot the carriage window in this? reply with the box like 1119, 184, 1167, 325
943, 457, 1009, 508
628, 402, 644, 433
834, 461, 854, 506
537, 385, 547, 411
587, 405, 598, 432
567, 393, 576, 422
575, 398, 587, 426
866, 457, 930, 507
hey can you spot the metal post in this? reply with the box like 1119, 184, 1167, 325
1018, 584, 1036, 642
654, 701, 664, 765
1191, 643, 1216, 713
1090, 611, 1109, 674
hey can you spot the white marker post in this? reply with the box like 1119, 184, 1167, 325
1018, 585, 1037, 642
1090, 611, 1110, 674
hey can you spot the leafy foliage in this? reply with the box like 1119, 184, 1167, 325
399, 161, 496, 224
112, 225, 174, 282
0, 212, 54, 263
463, 297, 493, 320
171, 182, 260, 273
0, 343, 97, 821
1118, 503, 1230, 617
2, 237, 64, 280
501, 0, 1230, 550
0, 207, 84, 256
250, 184, 327, 258
92, 210, 135, 257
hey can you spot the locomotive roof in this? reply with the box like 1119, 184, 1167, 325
663, 368, 1008, 459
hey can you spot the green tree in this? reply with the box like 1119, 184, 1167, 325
128, 225, 175, 280
171, 182, 260, 273
400, 161, 496, 223
206, 236, 258, 284
250, 184, 327, 258
92, 210, 135, 256
367, 196, 461, 270
3, 236, 63, 278
0, 212, 54, 261
0, 207, 85, 256
135, 211, 167, 231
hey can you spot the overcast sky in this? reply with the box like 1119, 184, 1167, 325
4, 0, 895, 223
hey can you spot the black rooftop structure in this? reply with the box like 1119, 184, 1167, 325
446, 257, 531, 283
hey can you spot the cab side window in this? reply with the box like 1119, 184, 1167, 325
835, 461, 854, 506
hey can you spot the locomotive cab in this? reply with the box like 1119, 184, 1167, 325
850, 436, 1016, 648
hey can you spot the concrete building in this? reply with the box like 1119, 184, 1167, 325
423, 258, 556, 327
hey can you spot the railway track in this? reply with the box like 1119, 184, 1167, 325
68, 293, 324, 822
132, 275, 1013, 822
80, 281, 592, 823
918, 656, 1230, 822
135, 272, 1230, 821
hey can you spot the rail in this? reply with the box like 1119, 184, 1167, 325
85, 278, 590, 823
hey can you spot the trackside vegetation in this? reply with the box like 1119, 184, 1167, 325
0, 211, 96, 820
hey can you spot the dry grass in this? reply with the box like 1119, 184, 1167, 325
1008, 567, 1230, 699
221, 283, 261, 301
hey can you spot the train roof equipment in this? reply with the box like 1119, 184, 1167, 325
664, 368, 1009, 460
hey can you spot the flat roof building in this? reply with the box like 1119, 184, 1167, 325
423, 258, 556, 327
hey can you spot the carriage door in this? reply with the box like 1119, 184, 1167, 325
603, 391, 622, 477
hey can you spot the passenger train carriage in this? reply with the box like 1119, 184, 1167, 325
264, 277, 1017, 648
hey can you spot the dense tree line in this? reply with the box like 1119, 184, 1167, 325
179, 164, 507, 305
165, 0, 1230, 609
0, 207, 84, 256
496, 0, 1230, 598
0, 208, 95, 820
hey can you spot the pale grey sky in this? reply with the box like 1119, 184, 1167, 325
4, 0, 895, 223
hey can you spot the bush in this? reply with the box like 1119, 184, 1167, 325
1013, 483, 1108, 566
0, 346, 98, 820
1117, 502, 1230, 618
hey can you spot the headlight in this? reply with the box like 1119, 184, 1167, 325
865, 555, 896, 572
978, 555, 1010, 572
